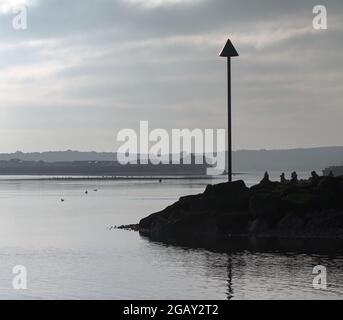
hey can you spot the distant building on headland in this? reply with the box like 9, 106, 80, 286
323, 166, 343, 176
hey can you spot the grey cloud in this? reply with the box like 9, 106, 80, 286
0, 0, 342, 152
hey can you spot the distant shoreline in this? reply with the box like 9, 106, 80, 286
1, 146, 342, 171
0, 175, 230, 182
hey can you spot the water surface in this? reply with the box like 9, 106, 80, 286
0, 172, 342, 299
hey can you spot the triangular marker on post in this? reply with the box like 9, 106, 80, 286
219, 39, 239, 57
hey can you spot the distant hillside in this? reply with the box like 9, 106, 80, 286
0, 159, 207, 176
0, 150, 116, 162
1, 146, 343, 172
231, 147, 343, 171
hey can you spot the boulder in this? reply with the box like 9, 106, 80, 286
216, 211, 250, 235
250, 180, 280, 193
204, 180, 250, 211
317, 176, 340, 192
282, 192, 318, 212
205, 180, 248, 196
249, 193, 282, 219
136, 176, 343, 240
277, 213, 305, 232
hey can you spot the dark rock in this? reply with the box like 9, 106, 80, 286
282, 192, 318, 212
249, 193, 283, 220
317, 176, 340, 193
204, 180, 250, 211
208, 180, 248, 196
134, 176, 343, 241
250, 180, 279, 193
204, 184, 214, 195
276, 184, 300, 196
216, 211, 250, 235
115, 224, 139, 231
249, 218, 273, 233
277, 213, 305, 231
316, 178, 340, 208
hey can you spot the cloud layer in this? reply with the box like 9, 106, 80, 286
0, 0, 342, 152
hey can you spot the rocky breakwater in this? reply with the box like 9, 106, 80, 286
138, 175, 343, 240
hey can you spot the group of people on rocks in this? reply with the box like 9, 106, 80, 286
260, 170, 334, 185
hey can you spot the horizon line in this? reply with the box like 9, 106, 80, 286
1, 145, 343, 155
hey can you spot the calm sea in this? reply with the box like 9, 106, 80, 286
0, 171, 342, 299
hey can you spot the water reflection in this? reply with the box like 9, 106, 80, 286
226, 256, 233, 300
140, 233, 343, 255
140, 235, 343, 299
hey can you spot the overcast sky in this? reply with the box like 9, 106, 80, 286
0, 0, 342, 152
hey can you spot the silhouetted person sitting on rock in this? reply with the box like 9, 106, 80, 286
280, 172, 287, 184
310, 171, 320, 184
328, 170, 334, 177
311, 171, 319, 179
291, 171, 298, 183
261, 171, 270, 184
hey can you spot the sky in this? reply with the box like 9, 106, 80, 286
0, 0, 342, 152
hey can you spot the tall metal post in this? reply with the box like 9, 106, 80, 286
227, 57, 232, 182
219, 39, 238, 182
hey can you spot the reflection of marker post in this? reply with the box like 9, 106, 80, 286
220, 39, 239, 182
